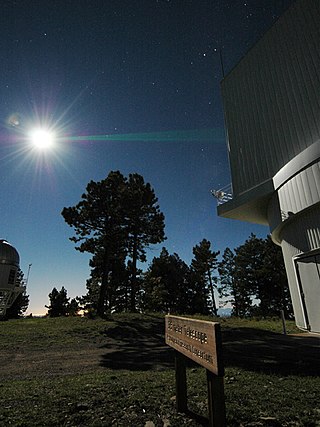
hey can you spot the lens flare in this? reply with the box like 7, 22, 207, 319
30, 128, 55, 150
65, 128, 221, 143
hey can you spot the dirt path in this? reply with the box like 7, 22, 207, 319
0, 346, 107, 380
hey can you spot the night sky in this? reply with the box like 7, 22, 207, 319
0, 0, 295, 314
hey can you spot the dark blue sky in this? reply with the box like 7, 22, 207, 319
0, 0, 295, 314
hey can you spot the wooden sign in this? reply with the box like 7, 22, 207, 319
165, 315, 224, 376
165, 315, 226, 426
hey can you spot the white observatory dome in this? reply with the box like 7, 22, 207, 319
0, 240, 20, 267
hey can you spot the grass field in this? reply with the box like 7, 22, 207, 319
0, 314, 319, 426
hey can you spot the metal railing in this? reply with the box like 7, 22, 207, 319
0, 283, 26, 317
211, 184, 233, 206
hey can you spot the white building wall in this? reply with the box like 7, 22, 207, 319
280, 205, 320, 332
219, 0, 320, 333
277, 162, 320, 220
221, 0, 320, 197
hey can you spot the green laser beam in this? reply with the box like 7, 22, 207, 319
64, 128, 223, 143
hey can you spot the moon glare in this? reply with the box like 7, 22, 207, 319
30, 129, 55, 150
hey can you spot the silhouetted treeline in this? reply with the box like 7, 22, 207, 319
218, 234, 293, 318
53, 170, 293, 319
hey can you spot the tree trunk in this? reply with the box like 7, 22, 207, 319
207, 268, 218, 316
130, 236, 138, 312
97, 251, 110, 317
124, 281, 128, 312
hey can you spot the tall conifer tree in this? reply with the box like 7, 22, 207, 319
62, 171, 127, 316
190, 239, 220, 316
142, 248, 190, 313
124, 173, 166, 311
62, 171, 165, 315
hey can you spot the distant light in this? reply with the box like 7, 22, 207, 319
30, 128, 55, 150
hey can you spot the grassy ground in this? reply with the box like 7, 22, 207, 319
0, 314, 319, 426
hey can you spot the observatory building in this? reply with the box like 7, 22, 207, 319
0, 240, 25, 317
217, 0, 320, 333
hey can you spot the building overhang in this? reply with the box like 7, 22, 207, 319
218, 141, 320, 227
217, 179, 274, 225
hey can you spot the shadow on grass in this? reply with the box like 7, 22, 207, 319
99, 317, 175, 371
99, 318, 320, 376
222, 327, 320, 376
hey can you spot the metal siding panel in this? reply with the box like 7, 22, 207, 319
279, 183, 290, 214
310, 163, 320, 200
254, 48, 272, 182
296, 173, 308, 209
238, 70, 252, 190
294, 176, 302, 212
275, 22, 302, 157
263, 34, 285, 169
287, 179, 298, 213
293, 177, 303, 211
308, 229, 317, 250
244, 66, 259, 189
292, 4, 320, 142
303, 169, 315, 206
222, 0, 320, 198
223, 81, 243, 195
302, 167, 319, 206
287, 177, 294, 210
278, 161, 320, 216
281, 205, 320, 253
295, 257, 320, 332
282, 13, 308, 153
281, 241, 306, 328
280, 204, 320, 331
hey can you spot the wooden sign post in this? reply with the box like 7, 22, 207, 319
165, 315, 226, 427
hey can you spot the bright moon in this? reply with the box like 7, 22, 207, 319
30, 128, 55, 150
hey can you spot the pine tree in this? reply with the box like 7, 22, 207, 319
79, 277, 101, 317
190, 239, 220, 316
256, 236, 293, 318
62, 171, 128, 317
124, 173, 166, 311
218, 248, 240, 316
233, 234, 265, 316
68, 298, 80, 316
218, 234, 293, 318
62, 171, 165, 316
142, 248, 190, 314
46, 287, 70, 317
